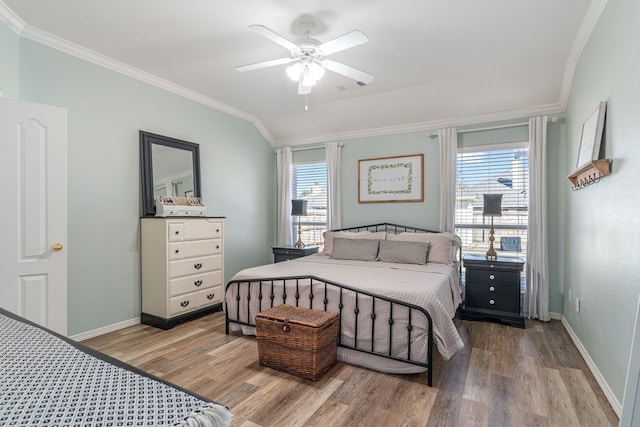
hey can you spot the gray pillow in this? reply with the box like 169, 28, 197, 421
377, 240, 430, 265
329, 238, 380, 261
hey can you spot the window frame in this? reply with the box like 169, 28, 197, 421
291, 160, 328, 249
455, 141, 529, 259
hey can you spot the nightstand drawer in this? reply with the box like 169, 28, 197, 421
467, 290, 519, 313
466, 280, 518, 297
466, 269, 519, 286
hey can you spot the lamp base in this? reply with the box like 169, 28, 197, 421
485, 218, 498, 261
294, 220, 305, 248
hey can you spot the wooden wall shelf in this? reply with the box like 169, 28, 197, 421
567, 159, 610, 190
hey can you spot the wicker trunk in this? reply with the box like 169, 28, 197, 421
256, 305, 339, 381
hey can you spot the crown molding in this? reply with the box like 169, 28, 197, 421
274, 103, 565, 147
559, 0, 609, 109
0, 0, 24, 33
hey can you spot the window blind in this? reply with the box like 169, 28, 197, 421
292, 162, 327, 248
455, 145, 529, 258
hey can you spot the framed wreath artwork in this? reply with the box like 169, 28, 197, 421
358, 154, 424, 203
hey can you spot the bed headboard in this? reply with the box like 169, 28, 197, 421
332, 222, 440, 234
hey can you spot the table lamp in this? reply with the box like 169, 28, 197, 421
291, 199, 308, 248
483, 194, 502, 261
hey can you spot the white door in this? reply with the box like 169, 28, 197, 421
0, 98, 67, 336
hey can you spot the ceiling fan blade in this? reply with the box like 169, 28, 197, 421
318, 30, 368, 55
249, 24, 298, 51
322, 59, 374, 84
235, 57, 296, 72
298, 79, 312, 95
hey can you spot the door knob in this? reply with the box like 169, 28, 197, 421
52, 243, 63, 252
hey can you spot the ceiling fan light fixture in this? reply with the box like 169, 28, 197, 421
302, 67, 317, 87
309, 62, 325, 81
287, 61, 324, 87
286, 62, 302, 81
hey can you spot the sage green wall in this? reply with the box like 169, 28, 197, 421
318, 121, 564, 314
340, 132, 441, 229
0, 21, 19, 98
562, 0, 640, 402
10, 33, 275, 335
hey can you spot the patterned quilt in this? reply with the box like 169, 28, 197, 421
0, 310, 231, 427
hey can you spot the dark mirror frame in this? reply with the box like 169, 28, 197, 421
140, 131, 202, 217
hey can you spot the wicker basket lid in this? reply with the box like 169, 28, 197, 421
256, 305, 338, 328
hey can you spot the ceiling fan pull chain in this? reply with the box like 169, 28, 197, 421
305, 94, 309, 111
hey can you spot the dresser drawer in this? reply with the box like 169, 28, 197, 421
168, 219, 223, 242
169, 285, 223, 316
467, 289, 519, 313
170, 255, 221, 278
169, 271, 222, 297
169, 239, 222, 260
196, 286, 223, 306
466, 268, 520, 286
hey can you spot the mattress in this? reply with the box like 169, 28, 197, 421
225, 254, 464, 373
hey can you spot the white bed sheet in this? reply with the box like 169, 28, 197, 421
225, 254, 464, 371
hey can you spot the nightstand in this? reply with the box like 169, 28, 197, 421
461, 254, 525, 328
272, 245, 319, 263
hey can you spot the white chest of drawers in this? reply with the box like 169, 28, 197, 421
141, 217, 224, 329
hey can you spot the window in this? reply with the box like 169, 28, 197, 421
292, 162, 327, 249
455, 143, 529, 260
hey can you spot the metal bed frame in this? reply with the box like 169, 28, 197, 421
224, 223, 461, 386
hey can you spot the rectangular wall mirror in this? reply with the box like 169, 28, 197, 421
139, 131, 202, 217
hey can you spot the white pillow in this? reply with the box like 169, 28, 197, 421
386, 232, 461, 265
322, 231, 386, 255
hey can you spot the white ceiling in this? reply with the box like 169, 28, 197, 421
2, 0, 600, 146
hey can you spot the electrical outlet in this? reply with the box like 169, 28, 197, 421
576, 298, 581, 313
568, 289, 572, 302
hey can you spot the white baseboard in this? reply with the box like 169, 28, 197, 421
70, 317, 140, 342
560, 316, 622, 417
549, 311, 562, 320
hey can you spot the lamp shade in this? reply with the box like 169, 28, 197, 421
482, 194, 502, 216
291, 199, 308, 216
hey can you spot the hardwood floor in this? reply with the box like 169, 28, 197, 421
83, 312, 619, 427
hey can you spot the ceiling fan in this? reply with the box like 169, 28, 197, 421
235, 22, 374, 95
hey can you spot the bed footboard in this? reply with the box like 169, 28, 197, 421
224, 275, 434, 386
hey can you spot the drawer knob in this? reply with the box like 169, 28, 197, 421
489, 286, 495, 292
489, 299, 495, 305
216, 229, 220, 233
489, 274, 495, 280
175, 249, 179, 254
180, 300, 190, 308
194, 280, 203, 287
194, 263, 203, 270
175, 230, 180, 235
216, 245, 220, 249
207, 293, 214, 300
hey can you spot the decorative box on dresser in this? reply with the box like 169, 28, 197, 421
141, 217, 225, 329
272, 245, 319, 263
461, 254, 525, 328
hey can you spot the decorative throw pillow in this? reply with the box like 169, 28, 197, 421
322, 231, 386, 255
329, 238, 380, 261
386, 232, 461, 265
377, 240, 431, 265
